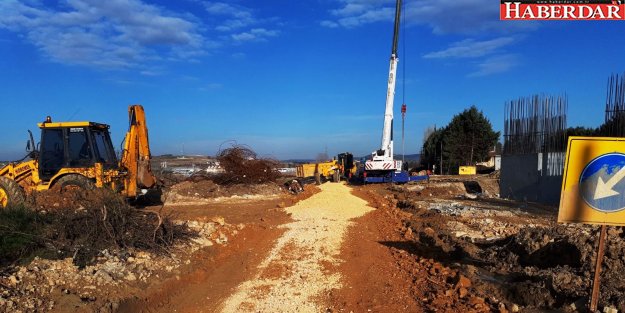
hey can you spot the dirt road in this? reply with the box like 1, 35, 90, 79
6, 176, 622, 312
117, 179, 507, 313
220, 182, 373, 312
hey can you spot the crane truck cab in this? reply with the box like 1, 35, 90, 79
0, 105, 158, 208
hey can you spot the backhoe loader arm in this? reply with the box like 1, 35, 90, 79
120, 105, 156, 197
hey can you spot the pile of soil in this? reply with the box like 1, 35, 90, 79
327, 186, 501, 312
391, 176, 500, 200
473, 224, 625, 311
30, 188, 96, 211
394, 188, 625, 311
166, 180, 284, 203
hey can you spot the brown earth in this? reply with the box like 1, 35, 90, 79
348, 177, 625, 312
4, 175, 624, 313
116, 185, 320, 313
166, 180, 285, 201
325, 186, 494, 313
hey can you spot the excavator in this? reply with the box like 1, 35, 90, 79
0, 105, 158, 208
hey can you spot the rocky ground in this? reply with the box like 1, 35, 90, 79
1, 175, 623, 312
0, 215, 238, 313
359, 175, 625, 312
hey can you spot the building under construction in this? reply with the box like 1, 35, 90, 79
500, 94, 567, 205
501, 73, 625, 205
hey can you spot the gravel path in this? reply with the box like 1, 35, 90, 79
220, 183, 373, 313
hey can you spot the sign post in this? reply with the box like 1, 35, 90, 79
590, 225, 607, 312
558, 136, 625, 311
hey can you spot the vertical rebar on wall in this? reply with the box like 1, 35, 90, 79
603, 73, 625, 137
503, 94, 568, 155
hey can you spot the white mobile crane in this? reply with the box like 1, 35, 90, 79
363, 0, 427, 183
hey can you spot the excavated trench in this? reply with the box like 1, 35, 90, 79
392, 182, 625, 312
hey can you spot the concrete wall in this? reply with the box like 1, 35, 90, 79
500, 153, 564, 206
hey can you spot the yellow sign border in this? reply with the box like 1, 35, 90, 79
558, 136, 625, 226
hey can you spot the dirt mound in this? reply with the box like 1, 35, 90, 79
376, 181, 624, 312
390, 181, 467, 199
405, 204, 624, 311
474, 224, 625, 311
475, 177, 500, 196
166, 180, 284, 203
327, 186, 497, 312
169, 180, 221, 198
31, 187, 96, 211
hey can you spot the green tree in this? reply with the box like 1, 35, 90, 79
421, 106, 499, 174
421, 127, 445, 172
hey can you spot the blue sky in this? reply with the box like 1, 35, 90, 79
0, 0, 622, 160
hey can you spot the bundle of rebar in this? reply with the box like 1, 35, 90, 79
504, 95, 567, 155
603, 73, 625, 137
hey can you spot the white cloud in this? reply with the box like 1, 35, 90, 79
468, 54, 519, 77
140, 70, 162, 76
321, 1, 528, 76
204, 1, 257, 32
424, 37, 515, 59
204, 2, 251, 18
323, 0, 538, 34
232, 28, 279, 42
203, 1, 280, 45
0, 0, 282, 70
320, 20, 339, 28
335, 7, 394, 28
0, 0, 205, 69
321, 0, 395, 28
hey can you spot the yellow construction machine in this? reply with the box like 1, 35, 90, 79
296, 161, 340, 182
295, 153, 357, 182
0, 105, 158, 208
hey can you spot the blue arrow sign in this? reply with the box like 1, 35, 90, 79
580, 153, 625, 213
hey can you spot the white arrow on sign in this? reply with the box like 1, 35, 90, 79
594, 166, 625, 200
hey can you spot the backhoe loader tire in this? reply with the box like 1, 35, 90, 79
55, 174, 95, 192
0, 177, 26, 209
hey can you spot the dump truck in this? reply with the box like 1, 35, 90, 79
296, 161, 339, 182
0, 105, 158, 208
295, 153, 357, 183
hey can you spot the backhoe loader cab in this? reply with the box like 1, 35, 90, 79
0, 105, 158, 208
38, 122, 117, 180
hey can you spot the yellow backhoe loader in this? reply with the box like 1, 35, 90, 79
0, 105, 158, 208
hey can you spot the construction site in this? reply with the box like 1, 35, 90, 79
1, 1, 625, 313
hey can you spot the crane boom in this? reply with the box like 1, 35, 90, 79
366, 0, 402, 172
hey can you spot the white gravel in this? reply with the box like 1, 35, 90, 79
220, 183, 374, 313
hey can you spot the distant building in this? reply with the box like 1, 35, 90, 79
278, 168, 296, 175
206, 161, 224, 174
476, 151, 501, 171
170, 165, 202, 176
